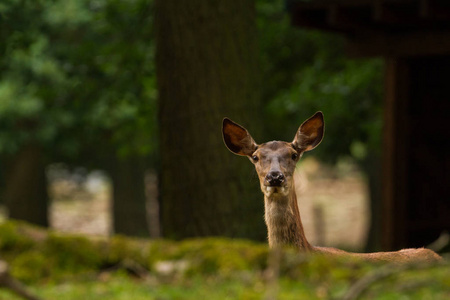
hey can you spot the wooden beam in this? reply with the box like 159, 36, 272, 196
382, 58, 410, 250
290, 0, 450, 34
290, 7, 333, 31
382, 58, 397, 251
347, 30, 450, 57
289, 0, 375, 33
327, 5, 375, 31
373, 0, 419, 24
419, 0, 432, 18
289, 0, 413, 10
292, 4, 381, 35
419, 0, 450, 19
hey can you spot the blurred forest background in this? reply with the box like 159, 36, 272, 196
0, 0, 383, 249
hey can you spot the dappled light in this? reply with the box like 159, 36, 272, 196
297, 157, 370, 251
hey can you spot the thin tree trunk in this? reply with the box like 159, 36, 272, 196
363, 151, 382, 252
110, 156, 150, 237
155, 0, 266, 240
4, 144, 48, 227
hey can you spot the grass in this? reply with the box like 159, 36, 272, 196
1, 269, 449, 300
0, 273, 265, 300
0, 221, 448, 300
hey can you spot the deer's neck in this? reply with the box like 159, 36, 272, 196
264, 183, 312, 252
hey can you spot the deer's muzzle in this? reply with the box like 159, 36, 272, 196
265, 171, 285, 187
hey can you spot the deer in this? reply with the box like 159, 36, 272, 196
222, 112, 442, 263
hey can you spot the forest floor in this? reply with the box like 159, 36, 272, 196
1, 164, 449, 300
44, 157, 369, 251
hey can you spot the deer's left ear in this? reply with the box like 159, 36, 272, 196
292, 111, 324, 152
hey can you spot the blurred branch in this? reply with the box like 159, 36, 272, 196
0, 260, 42, 300
340, 261, 446, 300
427, 231, 450, 253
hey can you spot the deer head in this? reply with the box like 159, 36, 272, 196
222, 112, 325, 198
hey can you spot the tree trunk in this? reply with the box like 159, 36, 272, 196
4, 144, 48, 227
110, 156, 150, 237
155, 0, 266, 240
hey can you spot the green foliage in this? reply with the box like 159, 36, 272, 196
0, 0, 382, 168
257, 0, 383, 163
0, 0, 383, 167
0, 0, 156, 160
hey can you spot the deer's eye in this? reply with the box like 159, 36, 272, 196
251, 155, 259, 162
291, 153, 298, 161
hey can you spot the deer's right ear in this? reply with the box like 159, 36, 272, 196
222, 118, 258, 156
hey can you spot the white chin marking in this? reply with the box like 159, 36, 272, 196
264, 186, 289, 197
264, 186, 275, 196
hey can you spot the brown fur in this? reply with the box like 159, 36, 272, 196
222, 112, 442, 263
264, 186, 312, 252
268, 178, 442, 263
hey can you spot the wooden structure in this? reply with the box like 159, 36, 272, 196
288, 0, 450, 250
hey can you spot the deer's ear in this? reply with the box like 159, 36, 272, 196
292, 112, 324, 152
222, 118, 258, 156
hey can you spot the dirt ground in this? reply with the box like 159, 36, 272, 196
7, 157, 371, 251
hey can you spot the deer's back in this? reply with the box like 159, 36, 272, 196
312, 246, 442, 263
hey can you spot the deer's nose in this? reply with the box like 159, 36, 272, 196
265, 171, 285, 187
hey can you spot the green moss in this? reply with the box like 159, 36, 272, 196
0, 221, 36, 252
106, 235, 150, 267
146, 239, 178, 267
150, 238, 268, 276
0, 220, 449, 300
11, 250, 50, 283
8, 232, 107, 282
44, 234, 105, 272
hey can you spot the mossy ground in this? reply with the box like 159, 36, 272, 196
0, 221, 448, 299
